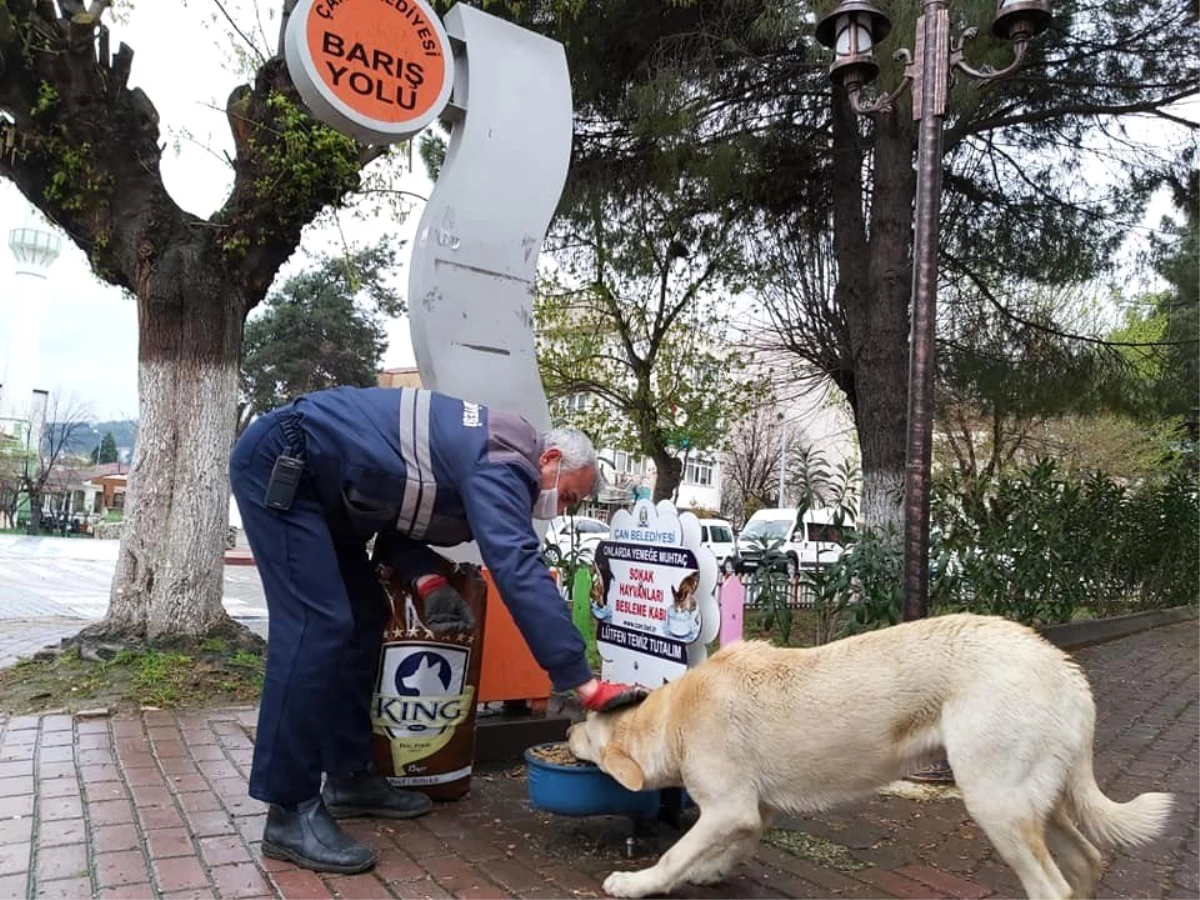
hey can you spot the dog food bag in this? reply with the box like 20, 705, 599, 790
371, 560, 488, 801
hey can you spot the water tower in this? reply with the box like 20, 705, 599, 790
1, 221, 62, 444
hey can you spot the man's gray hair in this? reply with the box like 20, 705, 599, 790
542, 427, 597, 473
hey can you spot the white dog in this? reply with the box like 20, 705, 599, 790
568, 613, 1172, 899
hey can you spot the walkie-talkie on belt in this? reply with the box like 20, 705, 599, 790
264, 454, 305, 511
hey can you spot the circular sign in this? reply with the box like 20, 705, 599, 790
284, 0, 455, 145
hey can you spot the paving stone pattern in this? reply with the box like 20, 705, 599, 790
0, 622, 1192, 899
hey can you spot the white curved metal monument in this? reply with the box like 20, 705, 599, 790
286, 0, 566, 430
404, 5, 570, 431
286, 0, 722, 693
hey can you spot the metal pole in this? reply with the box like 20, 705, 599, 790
778, 419, 788, 506
902, 0, 949, 621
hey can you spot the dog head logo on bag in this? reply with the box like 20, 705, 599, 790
395, 651, 454, 702
373, 640, 475, 771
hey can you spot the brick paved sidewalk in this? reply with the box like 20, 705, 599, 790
0, 621, 1194, 899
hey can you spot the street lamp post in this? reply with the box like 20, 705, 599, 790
816, 0, 1051, 621
777, 418, 788, 506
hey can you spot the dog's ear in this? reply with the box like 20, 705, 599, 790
601, 746, 645, 792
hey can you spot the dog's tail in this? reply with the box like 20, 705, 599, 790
1067, 756, 1173, 849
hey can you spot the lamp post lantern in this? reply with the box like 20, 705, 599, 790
816, 0, 1051, 622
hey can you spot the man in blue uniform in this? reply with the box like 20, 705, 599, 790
230, 386, 644, 874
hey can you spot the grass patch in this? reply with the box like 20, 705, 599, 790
762, 828, 869, 871
0, 643, 264, 715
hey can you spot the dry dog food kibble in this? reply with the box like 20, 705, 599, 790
529, 742, 593, 768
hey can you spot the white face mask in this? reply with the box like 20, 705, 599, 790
533, 460, 561, 519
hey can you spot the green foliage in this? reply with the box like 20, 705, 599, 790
543, 519, 602, 671
91, 432, 118, 465
0, 642, 265, 714
1022, 414, 1187, 484
31, 80, 57, 118
418, 129, 446, 182
536, 186, 767, 495
744, 536, 797, 645
1111, 303, 1168, 378
786, 446, 859, 521
240, 241, 403, 417
931, 459, 1199, 624
249, 92, 361, 229
939, 285, 1122, 423
792, 458, 1198, 641
738, 444, 861, 644
41, 136, 107, 213
934, 267, 1197, 486
805, 528, 904, 638
127, 649, 194, 706
1110, 171, 1200, 424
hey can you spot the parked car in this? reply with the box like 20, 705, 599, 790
731, 507, 855, 577
696, 517, 736, 569
543, 515, 610, 564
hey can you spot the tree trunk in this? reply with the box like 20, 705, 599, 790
26, 488, 42, 534
862, 109, 916, 536
652, 448, 682, 503
1, 6, 362, 650
832, 90, 914, 535
94, 247, 248, 644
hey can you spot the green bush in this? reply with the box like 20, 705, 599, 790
743, 536, 797, 644
805, 528, 903, 638
803, 459, 1197, 638
932, 459, 1198, 625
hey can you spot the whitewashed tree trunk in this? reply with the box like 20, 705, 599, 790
105, 359, 239, 640
92, 258, 252, 647
832, 97, 915, 538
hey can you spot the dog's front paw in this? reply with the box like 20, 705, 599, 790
686, 867, 730, 886
603, 870, 656, 898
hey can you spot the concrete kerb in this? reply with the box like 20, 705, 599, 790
1039, 605, 1198, 651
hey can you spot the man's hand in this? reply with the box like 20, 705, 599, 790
415, 575, 476, 634
577, 678, 649, 712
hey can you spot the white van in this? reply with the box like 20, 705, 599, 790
732, 507, 855, 577
696, 518, 736, 568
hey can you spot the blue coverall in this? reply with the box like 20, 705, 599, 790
229, 386, 591, 805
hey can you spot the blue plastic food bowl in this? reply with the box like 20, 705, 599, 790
525, 742, 662, 819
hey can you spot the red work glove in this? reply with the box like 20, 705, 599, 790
577, 680, 650, 713
415, 575, 476, 634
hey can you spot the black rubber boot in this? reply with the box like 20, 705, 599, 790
322, 769, 434, 820
261, 796, 376, 874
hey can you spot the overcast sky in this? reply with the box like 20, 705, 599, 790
0, 1, 431, 421
0, 3, 1194, 423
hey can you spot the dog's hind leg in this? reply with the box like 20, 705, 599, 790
1045, 805, 1102, 899
961, 793, 1073, 899
602, 793, 762, 899
944, 695, 1082, 899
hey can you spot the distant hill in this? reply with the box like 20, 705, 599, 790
45, 419, 138, 460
